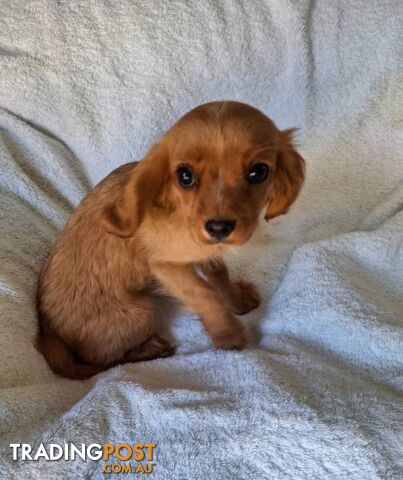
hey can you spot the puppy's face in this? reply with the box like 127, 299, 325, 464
102, 101, 305, 253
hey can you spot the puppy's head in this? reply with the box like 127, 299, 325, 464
102, 101, 305, 251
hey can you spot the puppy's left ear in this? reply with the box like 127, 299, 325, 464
265, 129, 305, 221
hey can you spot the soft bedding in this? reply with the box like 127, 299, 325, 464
0, 1, 402, 478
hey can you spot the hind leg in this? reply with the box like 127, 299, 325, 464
122, 334, 175, 362
77, 293, 173, 367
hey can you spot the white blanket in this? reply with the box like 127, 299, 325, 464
0, 1, 402, 478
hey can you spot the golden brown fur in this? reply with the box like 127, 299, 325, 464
36, 101, 305, 379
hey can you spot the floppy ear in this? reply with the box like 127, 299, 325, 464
101, 147, 167, 237
265, 129, 305, 221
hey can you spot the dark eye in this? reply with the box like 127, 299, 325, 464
176, 164, 198, 189
247, 163, 269, 184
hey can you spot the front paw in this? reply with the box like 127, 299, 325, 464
212, 324, 247, 351
230, 281, 261, 315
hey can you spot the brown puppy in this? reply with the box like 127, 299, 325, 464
36, 101, 305, 379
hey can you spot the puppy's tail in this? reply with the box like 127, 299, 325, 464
36, 331, 106, 380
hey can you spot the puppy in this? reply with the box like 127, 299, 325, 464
36, 101, 305, 379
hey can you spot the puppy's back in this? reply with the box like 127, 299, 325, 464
36, 162, 141, 378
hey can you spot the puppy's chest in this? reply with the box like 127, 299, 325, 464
145, 235, 225, 264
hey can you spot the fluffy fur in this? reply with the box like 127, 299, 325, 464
36, 101, 305, 379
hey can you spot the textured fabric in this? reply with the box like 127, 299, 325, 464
0, 1, 402, 478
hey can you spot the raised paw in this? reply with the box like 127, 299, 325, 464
212, 325, 247, 351
229, 281, 261, 315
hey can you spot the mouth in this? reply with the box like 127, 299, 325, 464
203, 228, 253, 247
206, 238, 232, 245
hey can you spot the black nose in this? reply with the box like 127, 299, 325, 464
205, 219, 236, 240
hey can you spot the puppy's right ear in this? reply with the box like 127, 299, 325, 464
101, 150, 167, 237
100, 175, 141, 237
